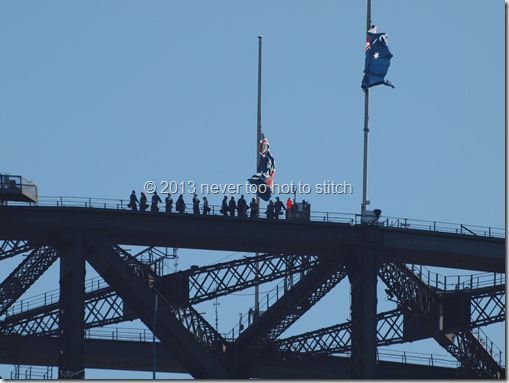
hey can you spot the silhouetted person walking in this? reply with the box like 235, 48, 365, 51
237, 195, 247, 218
266, 200, 275, 219
274, 197, 286, 220
128, 190, 139, 211
229, 196, 236, 217
221, 196, 228, 216
203, 196, 211, 215
165, 193, 173, 213
151, 192, 162, 212
249, 198, 258, 218
140, 192, 148, 212
176, 194, 186, 214
192, 193, 200, 215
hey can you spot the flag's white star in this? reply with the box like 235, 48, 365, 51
373, 52, 379, 59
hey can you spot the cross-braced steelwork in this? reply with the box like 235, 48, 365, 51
172, 305, 228, 360
0, 251, 318, 339
379, 262, 505, 378
274, 309, 404, 355
188, 253, 317, 304
439, 330, 504, 379
87, 243, 231, 378
0, 246, 58, 317
379, 262, 435, 317
273, 280, 506, 357
234, 261, 347, 352
471, 290, 505, 327
0, 204, 504, 379
0, 241, 33, 261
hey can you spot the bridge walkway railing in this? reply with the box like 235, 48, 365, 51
2, 195, 505, 239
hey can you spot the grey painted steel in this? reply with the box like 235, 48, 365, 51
58, 233, 86, 379
0, 335, 460, 379
0, 206, 504, 272
86, 241, 232, 379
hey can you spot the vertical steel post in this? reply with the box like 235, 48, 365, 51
58, 233, 86, 379
152, 294, 158, 379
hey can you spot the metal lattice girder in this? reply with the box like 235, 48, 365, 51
234, 260, 348, 352
0, 246, 58, 316
379, 262, 504, 378
437, 330, 504, 379
87, 242, 231, 378
173, 305, 227, 359
0, 286, 126, 336
0, 253, 316, 337
1, 308, 60, 336
273, 309, 404, 355
112, 245, 156, 284
113, 245, 229, 361
470, 290, 505, 327
0, 240, 34, 261
84, 288, 126, 328
188, 253, 317, 304
379, 262, 436, 318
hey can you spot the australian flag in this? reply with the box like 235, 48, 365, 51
248, 133, 275, 201
362, 29, 394, 89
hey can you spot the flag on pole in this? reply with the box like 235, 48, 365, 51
248, 133, 275, 201
362, 30, 394, 89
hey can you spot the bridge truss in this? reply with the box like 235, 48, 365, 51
0, 209, 505, 379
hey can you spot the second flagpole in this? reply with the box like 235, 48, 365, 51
254, 35, 263, 320
361, 0, 371, 220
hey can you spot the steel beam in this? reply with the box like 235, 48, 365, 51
86, 240, 231, 378
0, 246, 58, 317
0, 240, 33, 261
347, 244, 380, 378
0, 253, 318, 337
0, 335, 461, 379
230, 259, 348, 376
274, 309, 404, 354
57, 232, 86, 379
0, 206, 503, 272
379, 262, 504, 378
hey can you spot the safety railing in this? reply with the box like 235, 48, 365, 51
10, 365, 53, 379
3, 276, 110, 318
472, 327, 505, 367
406, 265, 505, 292
375, 348, 460, 368
84, 326, 159, 343
82, 325, 461, 369
223, 270, 310, 341
2, 195, 504, 238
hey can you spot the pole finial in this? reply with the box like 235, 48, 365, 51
258, 35, 263, 39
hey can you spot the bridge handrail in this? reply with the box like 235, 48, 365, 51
472, 326, 505, 367
4, 195, 505, 239
81, 325, 505, 370
406, 264, 505, 292
2, 276, 110, 318
83, 325, 462, 368
223, 270, 309, 340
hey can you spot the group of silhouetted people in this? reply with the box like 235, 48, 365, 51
128, 190, 301, 220
219, 194, 259, 218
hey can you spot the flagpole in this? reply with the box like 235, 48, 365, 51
361, 0, 371, 219
254, 35, 263, 320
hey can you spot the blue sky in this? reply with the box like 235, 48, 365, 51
0, 0, 505, 379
